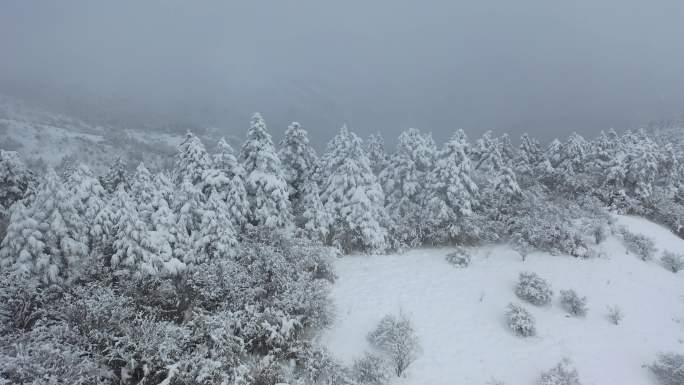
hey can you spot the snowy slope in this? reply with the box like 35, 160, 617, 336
321, 215, 684, 385
0, 96, 187, 172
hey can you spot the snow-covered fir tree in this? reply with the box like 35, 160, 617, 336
172, 179, 205, 265
299, 180, 332, 243
366, 133, 389, 176
65, 164, 108, 251
279, 122, 319, 221
320, 126, 391, 253
100, 156, 129, 194
198, 191, 238, 260
239, 113, 292, 229
380, 128, 436, 246
424, 130, 479, 244
473, 132, 522, 209
516, 133, 543, 181
0, 150, 35, 214
0, 169, 88, 285
213, 138, 249, 231
111, 185, 183, 277
175, 132, 212, 186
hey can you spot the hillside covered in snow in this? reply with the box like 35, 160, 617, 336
323, 215, 684, 385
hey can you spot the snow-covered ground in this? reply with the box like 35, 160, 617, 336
321, 216, 684, 385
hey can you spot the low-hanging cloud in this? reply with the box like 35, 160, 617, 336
1, 0, 683, 148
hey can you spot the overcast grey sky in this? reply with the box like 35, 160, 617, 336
1, 0, 683, 147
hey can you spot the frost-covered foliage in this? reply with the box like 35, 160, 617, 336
620, 228, 656, 261
367, 313, 421, 376
0, 224, 334, 385
352, 352, 391, 385
445, 246, 471, 267
508, 193, 599, 258
538, 358, 581, 385
515, 272, 553, 306
607, 305, 623, 325
660, 251, 684, 273
240, 113, 293, 229
506, 303, 536, 337
320, 126, 392, 254
649, 352, 684, 385
559, 290, 587, 317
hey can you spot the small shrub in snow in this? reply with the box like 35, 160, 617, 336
445, 247, 471, 267
620, 228, 656, 261
515, 272, 553, 306
538, 358, 581, 385
367, 313, 421, 376
293, 346, 354, 385
649, 352, 684, 385
661, 251, 684, 273
506, 303, 536, 337
607, 306, 623, 325
352, 352, 391, 385
560, 290, 587, 317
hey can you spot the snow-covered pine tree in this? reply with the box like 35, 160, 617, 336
367, 133, 389, 176
556, 133, 589, 195
150, 172, 177, 246
172, 179, 205, 265
130, 164, 177, 249
100, 156, 129, 194
65, 164, 108, 251
299, 180, 331, 243
279, 122, 319, 222
0, 150, 35, 213
239, 113, 292, 229
0, 169, 88, 285
130, 163, 156, 222
198, 191, 238, 260
516, 133, 543, 184
111, 186, 183, 277
473, 132, 522, 209
625, 129, 659, 202
213, 138, 249, 231
380, 128, 436, 246
320, 126, 391, 253
424, 130, 479, 244
175, 132, 212, 186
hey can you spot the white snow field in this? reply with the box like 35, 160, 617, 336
321, 216, 684, 385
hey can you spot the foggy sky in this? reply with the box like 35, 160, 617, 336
1, 0, 684, 148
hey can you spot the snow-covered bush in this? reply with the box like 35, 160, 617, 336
0, 273, 50, 336
508, 194, 595, 258
367, 313, 421, 376
560, 290, 587, 317
538, 358, 581, 385
292, 346, 354, 385
445, 246, 471, 267
661, 251, 684, 273
515, 272, 554, 306
649, 352, 684, 385
352, 352, 391, 385
0, 323, 108, 385
506, 303, 536, 337
607, 305, 623, 325
620, 228, 656, 261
